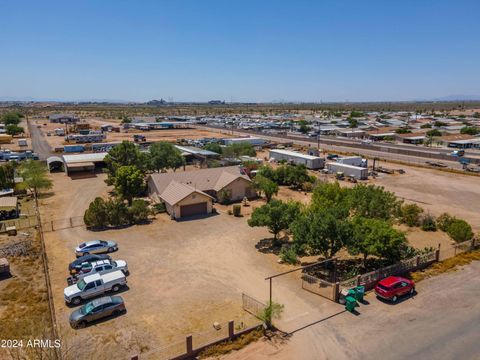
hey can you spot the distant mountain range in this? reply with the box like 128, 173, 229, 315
1, 95, 480, 104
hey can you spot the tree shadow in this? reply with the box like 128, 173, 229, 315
255, 237, 284, 255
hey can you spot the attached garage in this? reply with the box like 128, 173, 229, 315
160, 181, 213, 220
180, 202, 208, 217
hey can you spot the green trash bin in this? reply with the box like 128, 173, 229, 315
355, 286, 365, 302
345, 296, 357, 312
348, 289, 356, 298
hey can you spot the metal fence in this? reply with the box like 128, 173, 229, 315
439, 238, 478, 260
301, 273, 337, 301
0, 217, 38, 233
339, 251, 438, 292
41, 216, 85, 232
242, 293, 266, 318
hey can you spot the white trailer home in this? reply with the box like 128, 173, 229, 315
326, 162, 368, 180
269, 149, 325, 170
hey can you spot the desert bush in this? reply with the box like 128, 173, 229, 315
232, 204, 242, 217
279, 246, 298, 265
421, 214, 437, 232
152, 202, 166, 214
437, 213, 455, 232
105, 198, 130, 226
447, 219, 474, 243
400, 203, 423, 227
128, 199, 151, 224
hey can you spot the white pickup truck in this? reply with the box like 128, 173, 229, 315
64, 271, 127, 305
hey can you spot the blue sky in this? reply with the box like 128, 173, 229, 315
1, 0, 479, 102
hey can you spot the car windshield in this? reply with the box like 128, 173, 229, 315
377, 283, 390, 291
100, 241, 107, 245
79, 243, 86, 248
77, 279, 87, 290
81, 302, 95, 315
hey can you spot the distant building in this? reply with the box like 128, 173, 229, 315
49, 114, 79, 124
269, 149, 324, 169
208, 100, 225, 105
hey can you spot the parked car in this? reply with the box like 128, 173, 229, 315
69, 254, 112, 275
68, 259, 129, 285
75, 240, 118, 257
64, 271, 127, 305
374, 276, 415, 302
69, 296, 125, 329
0, 258, 10, 276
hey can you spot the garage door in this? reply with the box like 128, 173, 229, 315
180, 202, 208, 217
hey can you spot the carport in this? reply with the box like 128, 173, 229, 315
62, 152, 108, 176
47, 156, 65, 172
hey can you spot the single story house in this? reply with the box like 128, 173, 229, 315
148, 166, 254, 219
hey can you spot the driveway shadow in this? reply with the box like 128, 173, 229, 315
375, 290, 417, 305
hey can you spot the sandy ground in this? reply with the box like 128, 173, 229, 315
370, 164, 480, 231
32, 118, 229, 149
40, 172, 342, 359
219, 260, 480, 360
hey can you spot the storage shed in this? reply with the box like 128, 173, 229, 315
269, 149, 324, 169
326, 162, 368, 180
0, 196, 19, 218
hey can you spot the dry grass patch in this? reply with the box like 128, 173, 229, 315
199, 328, 263, 359
410, 250, 480, 283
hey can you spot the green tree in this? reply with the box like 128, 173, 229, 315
420, 123, 432, 129
447, 219, 473, 242
114, 165, 145, 205
349, 217, 406, 267
84, 197, 108, 229
149, 142, 185, 172
426, 129, 442, 137
0, 162, 16, 189
1, 112, 22, 125
105, 198, 129, 226
395, 128, 411, 134
222, 142, 256, 158
311, 181, 350, 212
298, 120, 310, 134
203, 142, 222, 154
348, 184, 401, 220
291, 207, 351, 258
104, 141, 148, 185
348, 118, 359, 128
460, 126, 479, 135
248, 200, 300, 245
253, 175, 278, 202
400, 203, 423, 227
19, 160, 53, 198
5, 124, 24, 136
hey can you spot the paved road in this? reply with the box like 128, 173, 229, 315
222, 261, 480, 360
199, 125, 476, 170
27, 119, 53, 160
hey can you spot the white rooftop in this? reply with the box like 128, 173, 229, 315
270, 149, 321, 160
63, 152, 108, 164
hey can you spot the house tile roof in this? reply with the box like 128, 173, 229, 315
149, 166, 251, 196
160, 181, 213, 206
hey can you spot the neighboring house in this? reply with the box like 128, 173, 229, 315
49, 114, 79, 124
147, 166, 254, 219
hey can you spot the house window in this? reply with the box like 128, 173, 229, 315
192, 194, 196, 199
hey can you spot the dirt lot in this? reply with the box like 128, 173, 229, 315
41, 172, 334, 359
31, 117, 230, 149
369, 164, 480, 231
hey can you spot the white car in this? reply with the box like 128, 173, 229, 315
78, 259, 129, 278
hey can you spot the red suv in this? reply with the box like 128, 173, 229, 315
374, 276, 415, 302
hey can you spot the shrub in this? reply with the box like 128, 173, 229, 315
421, 214, 437, 232
128, 199, 151, 224
84, 197, 108, 229
279, 246, 298, 265
232, 204, 242, 217
447, 219, 473, 243
105, 199, 129, 227
301, 181, 314, 192
152, 202, 166, 214
437, 213, 455, 232
400, 204, 423, 227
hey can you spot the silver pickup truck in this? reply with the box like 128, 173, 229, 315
64, 271, 127, 305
